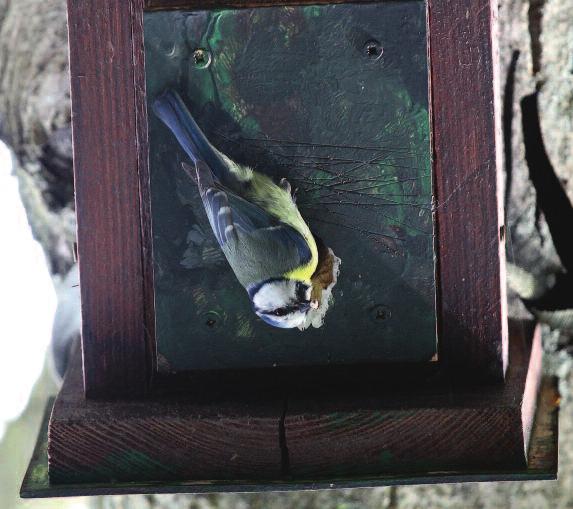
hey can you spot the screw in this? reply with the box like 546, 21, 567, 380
193, 48, 212, 69
204, 310, 221, 329
363, 40, 383, 60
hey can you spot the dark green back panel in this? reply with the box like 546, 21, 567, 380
144, 1, 437, 371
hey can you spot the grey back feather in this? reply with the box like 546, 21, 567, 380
190, 160, 310, 288
223, 226, 304, 288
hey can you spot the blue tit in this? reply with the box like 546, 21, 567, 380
153, 90, 321, 329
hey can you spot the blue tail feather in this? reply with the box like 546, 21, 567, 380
152, 90, 227, 180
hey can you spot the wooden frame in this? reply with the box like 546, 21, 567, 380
21, 370, 559, 497
40, 320, 545, 486
24, 0, 552, 494
69, 0, 507, 398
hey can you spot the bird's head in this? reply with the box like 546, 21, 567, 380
248, 278, 313, 329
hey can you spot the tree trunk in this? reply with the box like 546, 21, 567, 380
0, 0, 74, 275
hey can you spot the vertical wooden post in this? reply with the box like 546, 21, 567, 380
67, 0, 149, 397
429, 0, 508, 380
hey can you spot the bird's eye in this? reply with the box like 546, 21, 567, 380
273, 308, 289, 317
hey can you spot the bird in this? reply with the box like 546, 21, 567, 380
153, 89, 337, 329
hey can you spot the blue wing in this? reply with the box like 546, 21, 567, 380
192, 161, 311, 266
227, 194, 312, 266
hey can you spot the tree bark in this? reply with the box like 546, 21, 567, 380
0, 0, 74, 275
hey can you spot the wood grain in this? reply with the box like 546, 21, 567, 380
429, 0, 508, 380
48, 345, 284, 483
47, 321, 541, 484
26, 376, 558, 496
284, 321, 539, 478
67, 0, 149, 397
133, 0, 158, 382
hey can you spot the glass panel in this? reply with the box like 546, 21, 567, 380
144, 1, 437, 371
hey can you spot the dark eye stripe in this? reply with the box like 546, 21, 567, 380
264, 304, 299, 317
296, 282, 309, 302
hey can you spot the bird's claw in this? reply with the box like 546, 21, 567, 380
280, 178, 298, 202
292, 187, 299, 203
279, 177, 292, 194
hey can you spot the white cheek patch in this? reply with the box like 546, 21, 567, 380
252, 280, 296, 311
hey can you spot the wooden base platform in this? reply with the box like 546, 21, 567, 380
21, 321, 558, 497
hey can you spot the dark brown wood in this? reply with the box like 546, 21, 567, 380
429, 0, 508, 380
522, 315, 544, 453
133, 0, 158, 382
47, 321, 541, 484
67, 0, 149, 397
68, 0, 507, 393
525, 377, 560, 477
284, 321, 538, 478
23, 375, 558, 497
48, 345, 284, 483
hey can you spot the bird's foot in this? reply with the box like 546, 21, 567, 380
280, 178, 299, 201
279, 177, 292, 195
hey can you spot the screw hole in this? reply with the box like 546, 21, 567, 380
193, 48, 212, 69
363, 40, 383, 60
204, 311, 221, 329
369, 304, 391, 323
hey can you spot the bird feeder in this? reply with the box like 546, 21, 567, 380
21, 0, 558, 498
